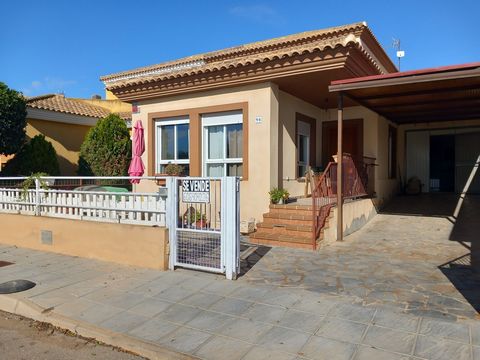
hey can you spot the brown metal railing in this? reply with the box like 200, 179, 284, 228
311, 154, 370, 249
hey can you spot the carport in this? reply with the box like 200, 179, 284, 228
329, 62, 480, 240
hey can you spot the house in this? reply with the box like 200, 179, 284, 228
100, 21, 480, 248
1, 94, 132, 175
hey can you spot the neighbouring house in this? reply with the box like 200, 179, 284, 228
100, 22, 480, 248
1, 94, 132, 175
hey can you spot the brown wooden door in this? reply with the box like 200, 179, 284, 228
322, 119, 363, 166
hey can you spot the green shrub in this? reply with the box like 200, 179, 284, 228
78, 114, 131, 176
2, 135, 60, 176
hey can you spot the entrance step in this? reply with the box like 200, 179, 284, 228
250, 203, 315, 249
249, 232, 313, 249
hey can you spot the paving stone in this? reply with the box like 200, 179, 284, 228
473, 345, 480, 360
101, 292, 147, 310
243, 303, 287, 324
208, 297, 254, 316
419, 318, 470, 343
99, 311, 149, 333
414, 335, 472, 360
372, 308, 420, 332
362, 325, 416, 355
315, 318, 368, 344
242, 346, 296, 360
158, 327, 212, 353
291, 296, 336, 316
219, 318, 273, 343
257, 289, 303, 308
229, 286, 272, 302
128, 318, 179, 342
195, 335, 252, 360
180, 292, 223, 309
300, 336, 357, 360
328, 303, 376, 324
258, 326, 310, 354
353, 346, 410, 360
278, 309, 324, 333
75, 303, 123, 325
155, 286, 196, 302
54, 297, 97, 318
156, 304, 202, 324
127, 297, 173, 317
471, 322, 480, 346
186, 310, 236, 332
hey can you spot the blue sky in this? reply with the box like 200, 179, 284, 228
0, 0, 478, 98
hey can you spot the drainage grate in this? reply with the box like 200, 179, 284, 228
0, 261, 13, 268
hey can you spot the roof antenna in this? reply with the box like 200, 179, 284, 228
392, 38, 405, 71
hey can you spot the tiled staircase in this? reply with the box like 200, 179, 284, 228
249, 203, 330, 249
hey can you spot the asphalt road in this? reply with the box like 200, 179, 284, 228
0, 310, 146, 360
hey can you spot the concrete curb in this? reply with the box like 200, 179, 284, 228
0, 294, 196, 360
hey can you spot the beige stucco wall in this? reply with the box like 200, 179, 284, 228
26, 119, 91, 175
278, 90, 325, 197
0, 214, 169, 270
135, 82, 279, 223
322, 198, 377, 244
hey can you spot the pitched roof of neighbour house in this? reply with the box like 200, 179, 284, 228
101, 22, 397, 95
26, 94, 132, 121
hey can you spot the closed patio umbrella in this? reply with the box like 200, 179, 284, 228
128, 120, 145, 184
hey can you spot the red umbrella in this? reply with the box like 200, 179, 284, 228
128, 120, 145, 184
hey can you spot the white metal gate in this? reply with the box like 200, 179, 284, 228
166, 177, 240, 280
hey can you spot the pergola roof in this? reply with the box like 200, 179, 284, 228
329, 62, 480, 124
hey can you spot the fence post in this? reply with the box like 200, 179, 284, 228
35, 178, 41, 216
222, 177, 240, 280
166, 177, 178, 271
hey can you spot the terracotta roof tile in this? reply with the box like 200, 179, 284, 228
27, 94, 132, 120
101, 22, 393, 89
27, 94, 110, 118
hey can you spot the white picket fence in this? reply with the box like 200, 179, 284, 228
0, 177, 167, 226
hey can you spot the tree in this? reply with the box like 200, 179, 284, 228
78, 114, 131, 176
0, 82, 27, 155
2, 134, 60, 176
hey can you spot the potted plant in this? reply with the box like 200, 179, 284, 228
182, 207, 209, 229
156, 163, 185, 186
165, 163, 185, 176
268, 188, 290, 204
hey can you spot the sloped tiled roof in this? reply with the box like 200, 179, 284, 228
101, 22, 395, 89
27, 94, 131, 120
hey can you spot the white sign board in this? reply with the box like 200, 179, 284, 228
182, 179, 210, 203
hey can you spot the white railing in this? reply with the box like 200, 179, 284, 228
0, 176, 167, 226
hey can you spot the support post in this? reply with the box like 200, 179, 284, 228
35, 178, 41, 216
337, 93, 343, 241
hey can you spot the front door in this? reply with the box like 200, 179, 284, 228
322, 119, 363, 166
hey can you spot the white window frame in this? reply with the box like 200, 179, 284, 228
155, 117, 190, 174
297, 120, 311, 178
202, 111, 243, 177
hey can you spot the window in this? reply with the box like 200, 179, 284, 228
155, 116, 189, 174
202, 111, 243, 177
388, 125, 397, 179
296, 119, 311, 177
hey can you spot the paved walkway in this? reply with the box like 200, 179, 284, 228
1, 244, 480, 360
243, 194, 480, 321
